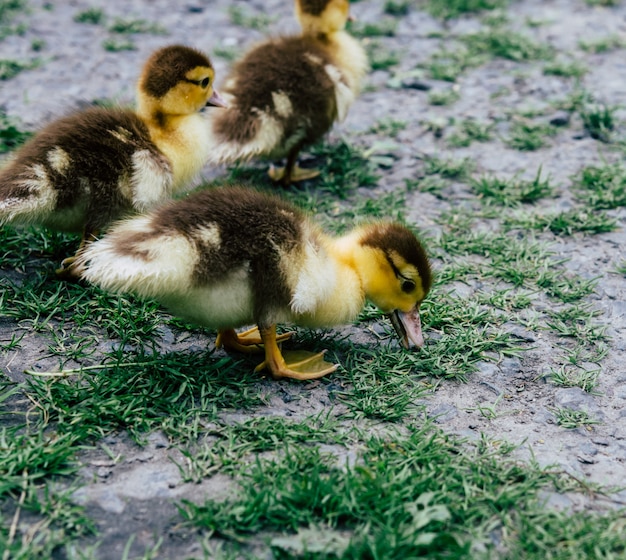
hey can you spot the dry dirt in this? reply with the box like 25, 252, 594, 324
1, 0, 626, 558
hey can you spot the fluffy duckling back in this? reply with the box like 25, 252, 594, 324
0, 44, 226, 279
206, 0, 368, 185
76, 186, 432, 381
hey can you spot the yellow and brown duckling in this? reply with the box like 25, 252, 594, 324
0, 44, 226, 279
75, 186, 432, 381
206, 0, 368, 185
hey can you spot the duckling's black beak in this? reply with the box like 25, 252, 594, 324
388, 307, 424, 349
206, 89, 228, 108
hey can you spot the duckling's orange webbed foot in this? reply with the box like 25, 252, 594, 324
216, 326, 292, 354
255, 325, 338, 381
268, 164, 320, 186
55, 255, 82, 282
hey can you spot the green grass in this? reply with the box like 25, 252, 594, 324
108, 18, 167, 35
543, 58, 587, 78
460, 26, 554, 62
347, 18, 397, 38
504, 209, 618, 235
447, 118, 494, 147
366, 41, 401, 70
428, 88, 460, 106
0, 58, 40, 80
424, 0, 508, 19
579, 101, 617, 142
73, 8, 104, 24
101, 38, 136, 52
179, 423, 624, 558
0, 109, 31, 152
572, 162, 626, 209
506, 120, 558, 150
384, 0, 411, 16
470, 168, 554, 206
579, 34, 624, 53
550, 407, 601, 429
228, 5, 273, 30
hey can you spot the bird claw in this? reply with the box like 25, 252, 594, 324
255, 349, 338, 381
55, 256, 81, 282
268, 164, 320, 185
216, 327, 292, 354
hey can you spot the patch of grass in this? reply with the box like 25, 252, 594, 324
228, 5, 273, 30
177, 414, 350, 482
543, 58, 587, 78
0, 109, 31, 153
213, 45, 241, 62
424, 48, 487, 81
405, 175, 448, 197
504, 209, 618, 235
428, 88, 460, 105
506, 120, 558, 151
347, 18, 397, 38
180, 423, 623, 557
384, 0, 410, 16
447, 118, 494, 147
102, 37, 136, 52
572, 162, 626, 209
549, 365, 600, 393
310, 139, 379, 198
580, 101, 617, 142
579, 34, 624, 53
368, 118, 407, 138
545, 303, 607, 343
550, 407, 600, 429
424, 155, 474, 180
73, 8, 104, 24
0, 58, 39, 80
25, 351, 264, 443
366, 41, 400, 70
424, 0, 508, 19
108, 18, 167, 35
471, 168, 554, 205
461, 27, 554, 62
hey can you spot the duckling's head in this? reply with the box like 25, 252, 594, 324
138, 44, 226, 117
351, 223, 432, 348
295, 0, 351, 36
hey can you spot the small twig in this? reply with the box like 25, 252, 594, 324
24, 360, 163, 377
3, 468, 28, 560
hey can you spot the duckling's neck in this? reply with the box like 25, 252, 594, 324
291, 230, 366, 327
136, 103, 211, 191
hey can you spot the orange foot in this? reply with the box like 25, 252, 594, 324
216, 326, 292, 354
256, 325, 338, 381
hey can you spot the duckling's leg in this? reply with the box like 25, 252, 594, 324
56, 226, 100, 281
216, 327, 292, 354
255, 325, 338, 381
268, 144, 320, 186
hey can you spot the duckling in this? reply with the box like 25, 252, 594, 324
75, 186, 432, 381
206, 0, 368, 185
0, 44, 226, 279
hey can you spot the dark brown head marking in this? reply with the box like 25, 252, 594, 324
362, 223, 433, 297
141, 45, 212, 99
298, 0, 332, 16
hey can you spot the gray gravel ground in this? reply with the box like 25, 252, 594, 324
1, 0, 626, 557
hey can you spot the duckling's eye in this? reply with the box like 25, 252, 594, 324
200, 77, 210, 88
401, 279, 416, 293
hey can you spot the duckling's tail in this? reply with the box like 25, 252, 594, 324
75, 215, 196, 298
0, 161, 58, 226
204, 105, 285, 166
